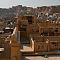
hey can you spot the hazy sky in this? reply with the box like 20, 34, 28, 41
0, 0, 60, 8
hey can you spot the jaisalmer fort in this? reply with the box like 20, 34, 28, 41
0, 0, 60, 60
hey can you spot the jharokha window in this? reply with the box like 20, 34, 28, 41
27, 16, 33, 24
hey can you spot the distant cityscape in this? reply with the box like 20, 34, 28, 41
0, 5, 60, 21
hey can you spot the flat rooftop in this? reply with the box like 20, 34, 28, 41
20, 44, 33, 53
22, 55, 60, 60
